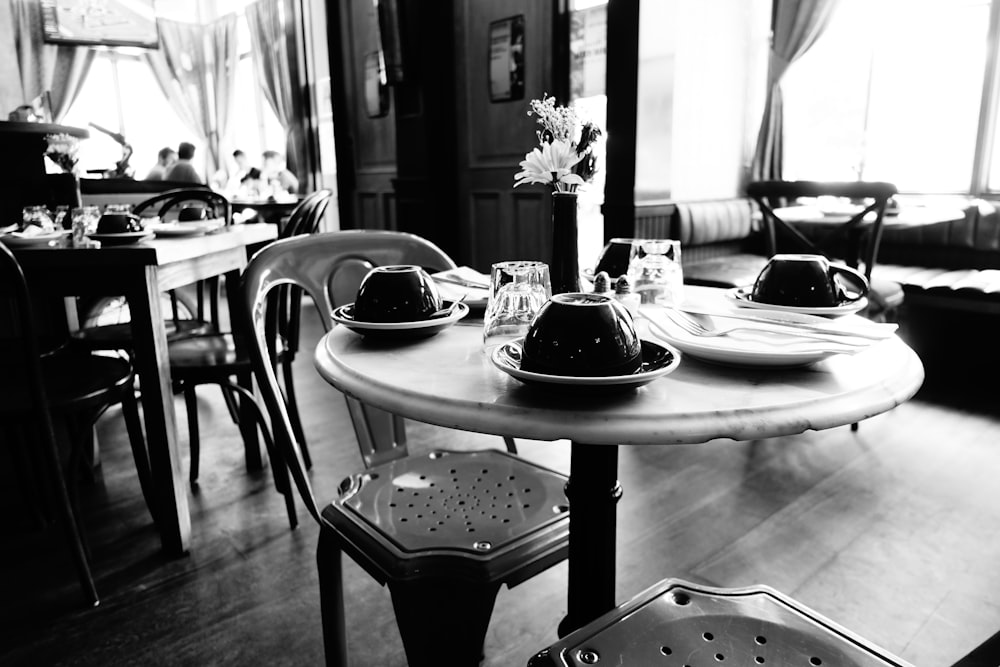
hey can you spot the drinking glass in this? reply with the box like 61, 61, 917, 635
71, 206, 101, 234
482, 261, 551, 348
627, 239, 684, 306
21, 205, 55, 232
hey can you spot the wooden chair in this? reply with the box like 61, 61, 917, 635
170, 190, 331, 493
528, 578, 913, 666
747, 180, 904, 321
240, 230, 570, 666
0, 240, 152, 607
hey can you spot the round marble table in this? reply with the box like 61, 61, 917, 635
313, 293, 924, 635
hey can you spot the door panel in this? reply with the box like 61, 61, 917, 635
334, 0, 398, 230
455, 0, 560, 270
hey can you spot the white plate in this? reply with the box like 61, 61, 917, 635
726, 285, 868, 318
148, 219, 225, 237
640, 308, 872, 368
491, 338, 680, 393
331, 301, 469, 339
0, 230, 70, 247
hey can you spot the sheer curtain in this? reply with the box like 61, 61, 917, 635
750, 0, 839, 181
10, 0, 94, 122
245, 0, 309, 187
144, 15, 240, 178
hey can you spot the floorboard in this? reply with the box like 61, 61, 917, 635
1, 306, 999, 666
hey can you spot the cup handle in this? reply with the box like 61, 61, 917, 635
830, 264, 869, 302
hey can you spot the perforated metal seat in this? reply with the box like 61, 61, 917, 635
528, 578, 912, 667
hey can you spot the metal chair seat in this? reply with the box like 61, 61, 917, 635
528, 578, 912, 667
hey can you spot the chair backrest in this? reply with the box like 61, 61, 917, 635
240, 230, 458, 522
269, 190, 335, 360
133, 188, 233, 226
746, 180, 898, 280
0, 241, 51, 409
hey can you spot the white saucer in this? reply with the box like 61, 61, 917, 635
332, 301, 469, 339
491, 338, 680, 393
0, 230, 70, 247
727, 285, 868, 318
640, 308, 871, 368
88, 231, 154, 246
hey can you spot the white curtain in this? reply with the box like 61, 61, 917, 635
750, 0, 840, 181
144, 15, 240, 178
9, 0, 95, 122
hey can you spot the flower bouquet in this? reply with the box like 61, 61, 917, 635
44, 133, 80, 174
513, 95, 602, 192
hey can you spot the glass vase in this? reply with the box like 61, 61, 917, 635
550, 191, 581, 294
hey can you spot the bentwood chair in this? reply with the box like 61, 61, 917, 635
0, 240, 151, 607
747, 180, 904, 322
71, 188, 234, 353
170, 190, 332, 493
241, 231, 571, 666
528, 578, 913, 666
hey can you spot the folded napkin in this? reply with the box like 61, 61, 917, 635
432, 267, 490, 305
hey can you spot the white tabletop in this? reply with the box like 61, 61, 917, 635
313, 288, 925, 447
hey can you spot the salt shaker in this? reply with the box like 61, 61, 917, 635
614, 275, 640, 316
592, 270, 612, 296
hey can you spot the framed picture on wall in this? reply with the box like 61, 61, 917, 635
488, 15, 525, 103
364, 51, 390, 118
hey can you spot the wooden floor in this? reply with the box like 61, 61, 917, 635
2, 306, 999, 666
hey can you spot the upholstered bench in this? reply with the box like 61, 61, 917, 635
635, 196, 1000, 318
634, 198, 769, 289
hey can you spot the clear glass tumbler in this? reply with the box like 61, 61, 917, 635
482, 261, 552, 348
627, 239, 684, 306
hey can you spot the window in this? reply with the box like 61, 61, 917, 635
783, 0, 996, 195
61, 12, 283, 182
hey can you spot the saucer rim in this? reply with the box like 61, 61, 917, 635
491, 338, 680, 386
331, 301, 469, 330
729, 285, 868, 316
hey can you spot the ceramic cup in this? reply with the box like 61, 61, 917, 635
594, 237, 636, 279
751, 254, 868, 307
521, 292, 642, 377
353, 265, 442, 323
178, 205, 209, 221
96, 212, 142, 234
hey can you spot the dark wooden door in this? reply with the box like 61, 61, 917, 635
453, 0, 564, 271
329, 0, 397, 231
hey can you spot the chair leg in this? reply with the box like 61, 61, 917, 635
48, 418, 99, 606
121, 383, 157, 523
281, 357, 312, 470
317, 529, 348, 667
388, 577, 502, 667
221, 384, 241, 425
184, 386, 200, 485
503, 436, 518, 454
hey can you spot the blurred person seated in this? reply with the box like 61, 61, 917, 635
220, 149, 257, 195
163, 142, 203, 184
145, 147, 177, 181
261, 150, 299, 195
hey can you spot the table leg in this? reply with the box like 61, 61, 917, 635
558, 442, 622, 638
225, 268, 262, 471
127, 267, 191, 556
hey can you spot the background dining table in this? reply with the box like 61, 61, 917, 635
312, 286, 925, 636
11, 223, 277, 556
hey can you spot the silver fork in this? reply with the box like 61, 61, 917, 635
656, 309, 868, 346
